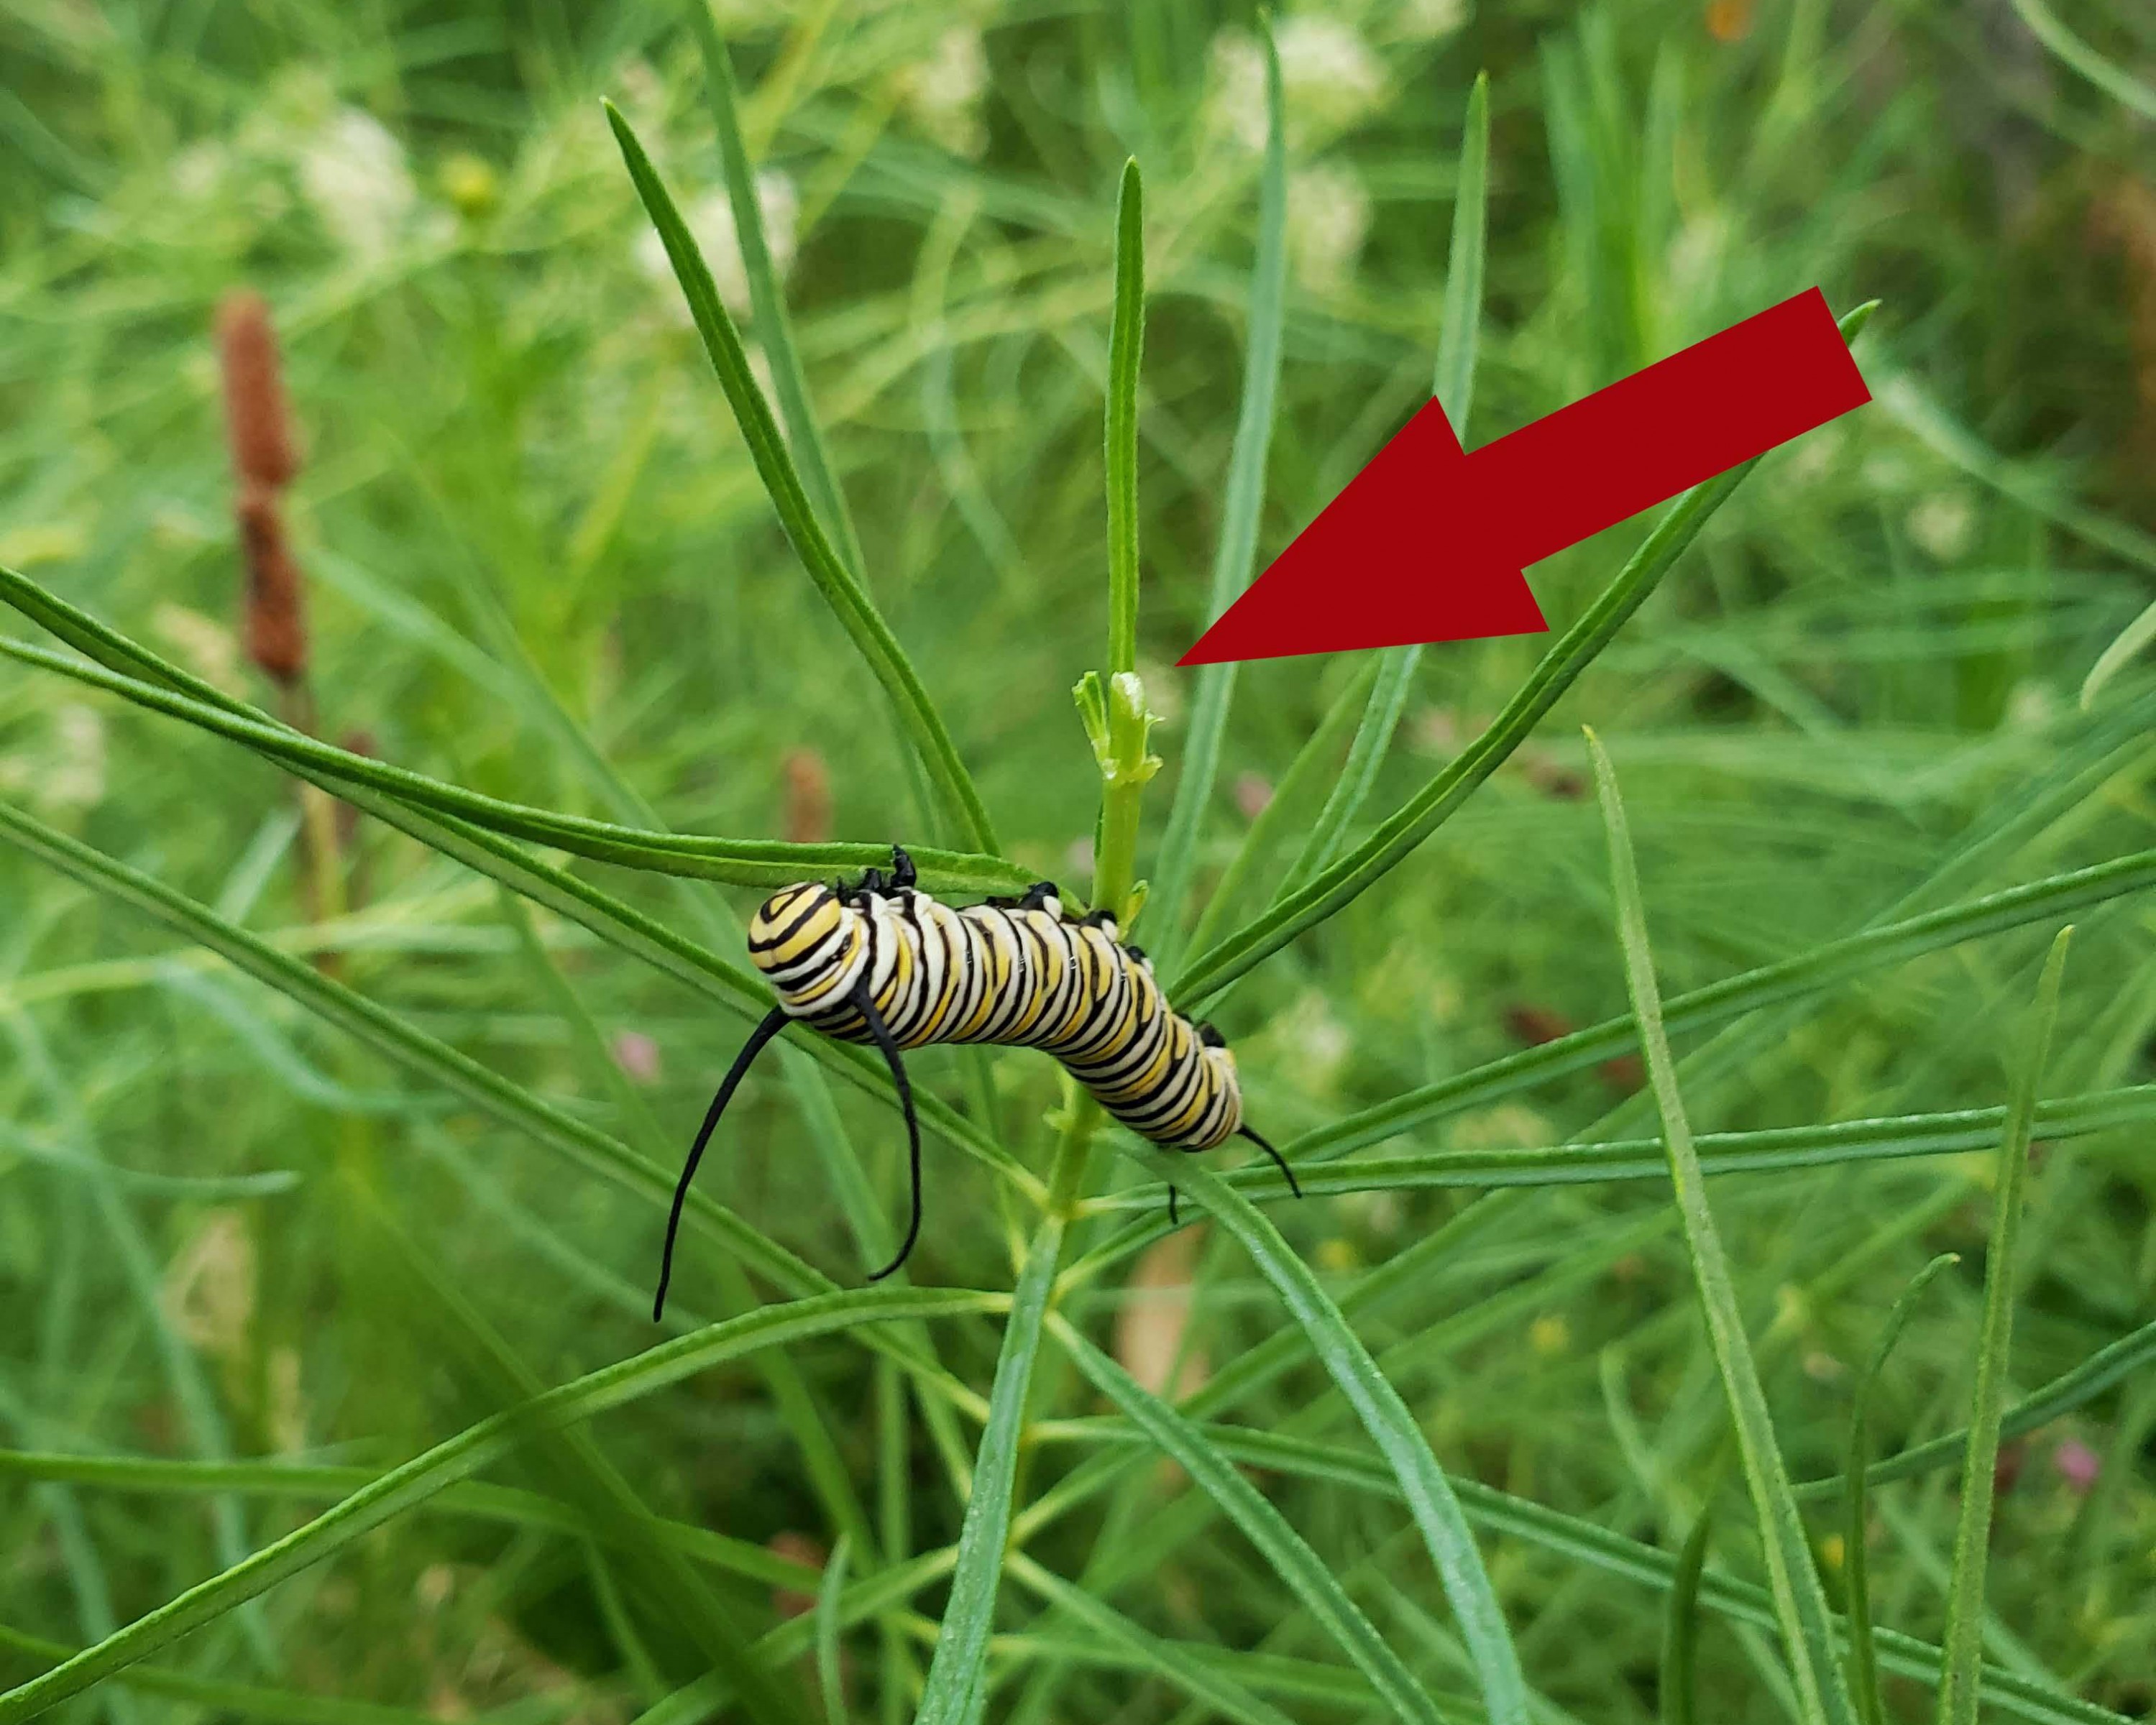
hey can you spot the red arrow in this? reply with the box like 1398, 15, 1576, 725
1178, 288, 1870, 666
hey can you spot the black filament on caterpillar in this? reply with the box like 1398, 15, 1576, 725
653, 845, 1302, 1317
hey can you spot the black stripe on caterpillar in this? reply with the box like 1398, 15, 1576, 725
653, 845, 1302, 1316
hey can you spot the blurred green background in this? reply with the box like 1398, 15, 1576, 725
2, 0, 2155, 1721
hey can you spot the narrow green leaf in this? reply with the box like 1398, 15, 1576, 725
602, 101, 999, 855
1276, 643, 1421, 895
1433, 71, 1492, 431
1847, 1255, 1960, 1725
1143, 1156, 1528, 1725
1938, 927, 2071, 1725
1182, 657, 1378, 960
1081, 1085, 2156, 1213
1270, 72, 1490, 906
1147, 17, 1287, 956
0, 1624, 481, 1725
0, 1448, 820, 1590
1033, 1421, 2134, 1725
2006, 0, 2156, 119
1045, 1317, 1446, 1725
1105, 157, 1144, 677
1277, 840, 2156, 1167
1171, 302, 1878, 1004
0, 560, 1035, 1202
1876, 373, 2156, 576
2080, 594, 2156, 710
0, 634, 1027, 895
1588, 726, 1858, 1725
0, 797, 997, 1418
817, 1535, 852, 1725
0, 1290, 1000, 1724
1799, 1310, 2156, 1501
689, 1, 866, 580
913, 1216, 1064, 1724
1661, 1507, 1715, 1725
1005, 1552, 1303, 1725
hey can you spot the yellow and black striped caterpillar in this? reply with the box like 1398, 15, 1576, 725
654, 845, 1301, 1315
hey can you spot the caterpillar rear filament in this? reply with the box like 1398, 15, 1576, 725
653, 845, 1301, 1316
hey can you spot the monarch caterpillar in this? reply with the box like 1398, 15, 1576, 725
654, 845, 1302, 1316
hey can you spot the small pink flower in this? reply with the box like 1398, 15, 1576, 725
1233, 772, 1273, 819
2052, 1438, 2101, 1493
611, 1031, 662, 1085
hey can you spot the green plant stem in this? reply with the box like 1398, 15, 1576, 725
1590, 726, 1859, 1725
1104, 157, 1144, 677
1937, 929, 2072, 1725
604, 101, 999, 855
1848, 1254, 1960, 1725
1173, 302, 1879, 1005
1145, 19, 1286, 954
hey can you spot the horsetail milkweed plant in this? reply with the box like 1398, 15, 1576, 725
0, 8, 2152, 1725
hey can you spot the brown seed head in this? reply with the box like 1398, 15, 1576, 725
236, 484, 308, 685
216, 291, 301, 490
780, 748, 832, 844
1503, 1003, 1574, 1046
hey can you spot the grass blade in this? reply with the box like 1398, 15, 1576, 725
0, 797, 997, 1416
912, 1215, 1063, 1724
1182, 657, 1378, 957
1661, 1506, 1715, 1725
2006, 0, 2156, 119
2080, 594, 2156, 710
1588, 726, 1858, 1725
1270, 71, 1490, 903
1937, 928, 2072, 1725
1799, 1310, 2156, 1501
0, 632, 1027, 894
1434, 72, 1492, 431
1144, 1155, 1528, 1725
817, 1534, 853, 1725
0, 1289, 999, 1724
1046, 1315, 1446, 1725
1847, 1254, 1960, 1725
1105, 157, 1144, 677
1171, 301, 1878, 1005
1035, 1421, 2132, 1725
689, 2, 866, 581
1876, 374, 2156, 576
1080, 1084, 2156, 1212
0, 560, 1034, 1200
1005, 1553, 1302, 1725
1277, 839, 2156, 1166
1147, 19, 1287, 955
603, 101, 999, 856
1277, 643, 1421, 894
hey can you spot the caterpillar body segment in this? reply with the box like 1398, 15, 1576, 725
653, 847, 1301, 1317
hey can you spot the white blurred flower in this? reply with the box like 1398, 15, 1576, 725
152, 603, 244, 696
1449, 1103, 1555, 1150
898, 27, 988, 158
1275, 991, 1352, 1092
1860, 449, 1914, 494
164, 1209, 256, 1361
635, 172, 797, 318
1206, 18, 1386, 151
40, 704, 106, 813
298, 108, 416, 263
1393, 0, 1469, 38
1784, 420, 1845, 484
1287, 163, 1371, 294
2005, 678, 2060, 731
1907, 490, 1976, 561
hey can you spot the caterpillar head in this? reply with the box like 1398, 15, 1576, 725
747, 883, 868, 1013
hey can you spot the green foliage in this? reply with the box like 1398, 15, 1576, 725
1, 1, 2154, 1721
